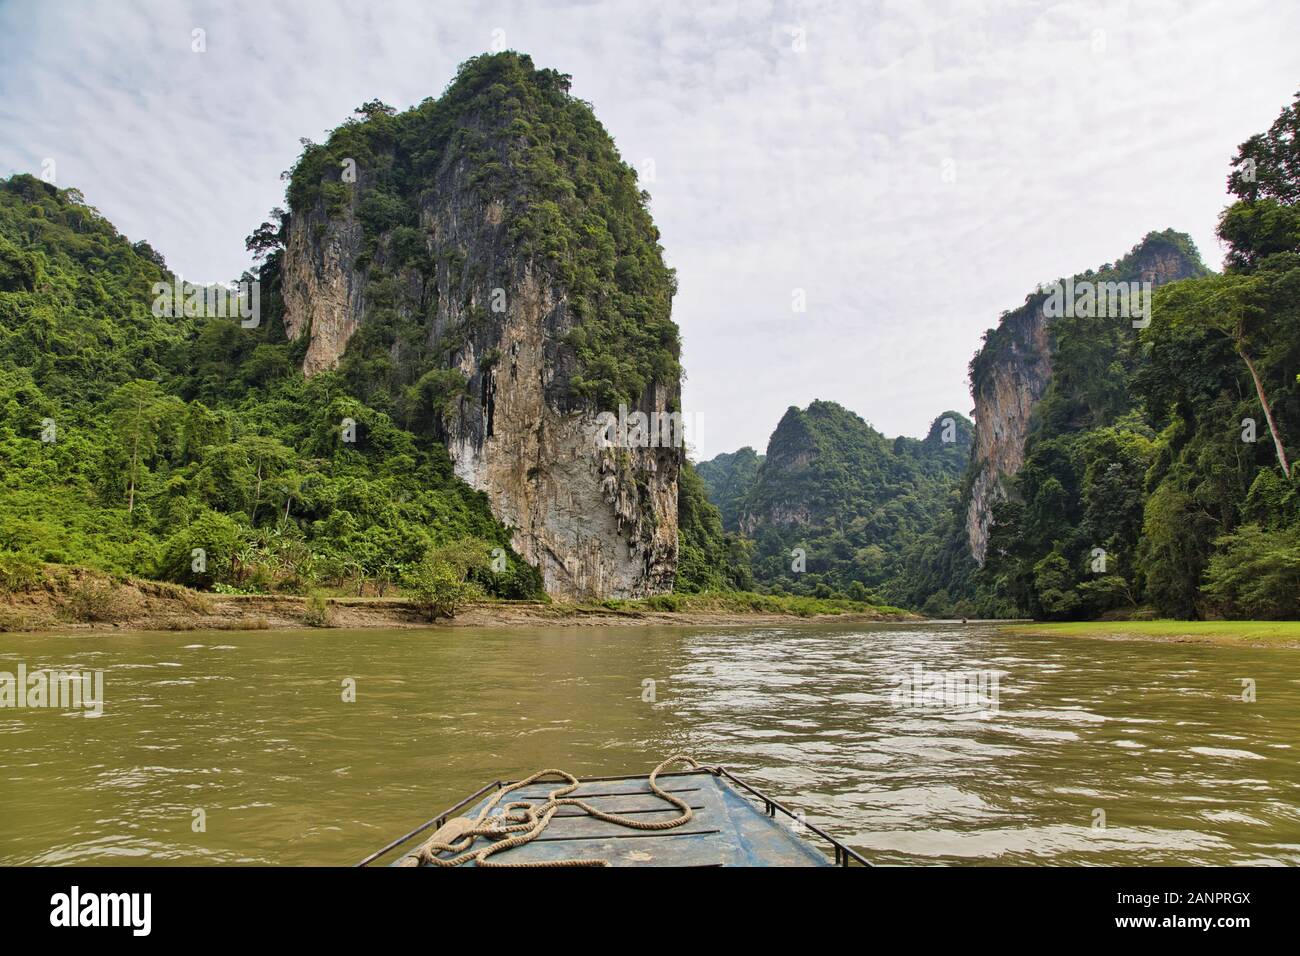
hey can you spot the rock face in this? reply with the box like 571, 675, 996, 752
737, 404, 827, 536
278, 55, 680, 600
964, 233, 1205, 564
438, 264, 680, 599
964, 303, 1054, 565
281, 201, 366, 376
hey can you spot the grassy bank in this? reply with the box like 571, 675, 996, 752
1002, 620, 1300, 648
586, 591, 913, 619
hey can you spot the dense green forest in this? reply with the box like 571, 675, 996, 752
672, 460, 753, 594
975, 92, 1300, 620
3, 56, 1296, 621
695, 447, 764, 531
0, 173, 542, 600
695, 401, 973, 607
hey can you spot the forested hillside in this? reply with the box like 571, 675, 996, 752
695, 447, 763, 532
0, 53, 739, 607
688, 93, 1300, 620
979, 92, 1300, 620
696, 401, 973, 605
4, 65, 1296, 620
930, 229, 1210, 619
0, 173, 539, 598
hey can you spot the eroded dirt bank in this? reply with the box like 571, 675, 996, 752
0, 569, 918, 633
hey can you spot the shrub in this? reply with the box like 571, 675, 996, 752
302, 591, 334, 627
1202, 524, 1300, 619
0, 551, 42, 594
62, 576, 136, 623
157, 510, 245, 589
402, 539, 489, 621
643, 593, 684, 612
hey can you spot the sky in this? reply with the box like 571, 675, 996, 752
1, 0, 1297, 459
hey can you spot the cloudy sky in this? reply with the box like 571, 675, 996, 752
1, 0, 1296, 458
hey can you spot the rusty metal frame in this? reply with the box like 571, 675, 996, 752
357, 765, 870, 867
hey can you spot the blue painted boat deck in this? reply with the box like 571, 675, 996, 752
417, 770, 832, 867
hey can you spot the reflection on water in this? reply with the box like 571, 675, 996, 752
2, 622, 1298, 865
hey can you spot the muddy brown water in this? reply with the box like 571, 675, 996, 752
2, 622, 1297, 865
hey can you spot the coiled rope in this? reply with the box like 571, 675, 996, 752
403, 753, 702, 868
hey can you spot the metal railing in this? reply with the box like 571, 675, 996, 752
357, 765, 869, 867
713, 766, 870, 867
356, 779, 503, 867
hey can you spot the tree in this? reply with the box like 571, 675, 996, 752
1032, 552, 1081, 620
157, 510, 245, 588
1202, 524, 1300, 618
402, 538, 489, 621
1138, 480, 1214, 619
105, 380, 180, 514
1227, 89, 1300, 205
1216, 199, 1300, 271
403, 369, 468, 433
1151, 275, 1291, 478
239, 435, 295, 525
244, 208, 287, 261
354, 99, 397, 119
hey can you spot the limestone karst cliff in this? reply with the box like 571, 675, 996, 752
964, 231, 1208, 564
964, 298, 1054, 565
279, 53, 682, 599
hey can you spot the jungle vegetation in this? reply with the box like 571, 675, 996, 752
977, 91, 1300, 620
695, 401, 975, 610
693, 92, 1300, 621
0, 172, 541, 602
4, 62, 1297, 621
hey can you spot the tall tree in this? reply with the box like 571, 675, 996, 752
1163, 274, 1291, 478
105, 380, 177, 514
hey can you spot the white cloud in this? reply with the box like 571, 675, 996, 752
1, 0, 1295, 458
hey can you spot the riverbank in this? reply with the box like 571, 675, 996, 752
0, 567, 918, 633
1002, 620, 1300, 648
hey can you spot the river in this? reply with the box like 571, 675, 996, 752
2, 621, 1297, 865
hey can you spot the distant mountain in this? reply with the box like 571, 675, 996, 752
696, 400, 972, 601
694, 446, 762, 532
